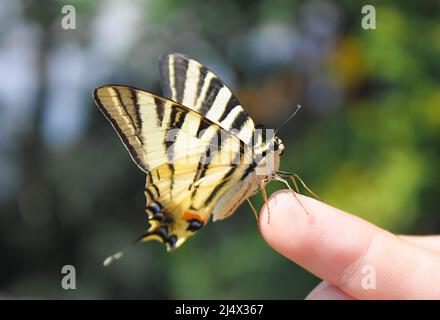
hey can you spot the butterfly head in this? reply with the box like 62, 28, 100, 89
273, 136, 284, 157
256, 135, 285, 181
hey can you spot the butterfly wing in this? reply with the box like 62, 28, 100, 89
94, 85, 255, 250
159, 53, 261, 145
159, 54, 278, 222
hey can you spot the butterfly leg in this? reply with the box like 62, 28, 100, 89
290, 186, 311, 216
289, 174, 300, 193
246, 198, 259, 222
290, 173, 322, 201
261, 179, 271, 224
275, 176, 311, 216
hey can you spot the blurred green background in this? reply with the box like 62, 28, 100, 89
0, 0, 439, 299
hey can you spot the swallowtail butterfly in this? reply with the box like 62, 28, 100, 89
94, 53, 305, 265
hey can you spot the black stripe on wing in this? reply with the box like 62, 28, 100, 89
158, 53, 257, 137
93, 84, 249, 161
93, 86, 146, 171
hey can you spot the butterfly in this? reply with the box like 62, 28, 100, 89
94, 53, 308, 265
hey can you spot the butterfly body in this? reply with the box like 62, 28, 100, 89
94, 53, 285, 253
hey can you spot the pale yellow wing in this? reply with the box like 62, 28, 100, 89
94, 85, 255, 250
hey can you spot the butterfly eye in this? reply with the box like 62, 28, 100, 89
274, 137, 281, 151
273, 137, 284, 155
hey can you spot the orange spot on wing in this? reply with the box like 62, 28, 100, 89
183, 210, 204, 223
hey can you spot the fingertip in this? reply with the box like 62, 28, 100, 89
257, 189, 381, 296
258, 189, 295, 223
258, 189, 309, 223
258, 190, 315, 258
306, 281, 354, 300
258, 189, 298, 235
258, 190, 440, 299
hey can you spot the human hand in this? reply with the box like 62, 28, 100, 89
259, 190, 440, 299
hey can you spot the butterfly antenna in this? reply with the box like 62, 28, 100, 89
274, 105, 302, 136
